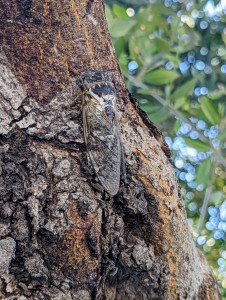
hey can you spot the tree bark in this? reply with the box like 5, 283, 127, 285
0, 0, 221, 299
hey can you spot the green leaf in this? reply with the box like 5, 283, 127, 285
173, 119, 181, 133
129, 36, 156, 62
200, 97, 220, 125
211, 191, 224, 205
105, 5, 114, 28
218, 103, 225, 116
148, 110, 170, 123
139, 103, 161, 113
119, 51, 128, 63
113, 4, 128, 19
222, 31, 226, 45
113, 37, 125, 56
154, 38, 170, 52
165, 54, 180, 67
128, 38, 138, 60
110, 20, 136, 38
118, 52, 128, 72
137, 88, 164, 97
188, 108, 208, 122
137, 88, 150, 95
171, 78, 198, 101
143, 70, 179, 85
184, 138, 211, 152
196, 158, 211, 187
173, 97, 186, 109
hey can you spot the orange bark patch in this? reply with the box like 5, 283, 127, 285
84, 28, 97, 68
134, 147, 173, 197
59, 203, 101, 283
72, 7, 81, 27
137, 175, 155, 195
133, 146, 188, 296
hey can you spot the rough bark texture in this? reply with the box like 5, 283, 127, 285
0, 0, 221, 299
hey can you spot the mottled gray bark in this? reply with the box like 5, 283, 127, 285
0, 0, 220, 299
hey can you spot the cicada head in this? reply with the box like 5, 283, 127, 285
83, 70, 116, 105
89, 83, 116, 105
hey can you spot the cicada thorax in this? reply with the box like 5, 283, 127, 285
82, 71, 122, 196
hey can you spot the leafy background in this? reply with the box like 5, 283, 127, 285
104, 0, 226, 297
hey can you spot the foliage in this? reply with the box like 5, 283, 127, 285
105, 0, 226, 297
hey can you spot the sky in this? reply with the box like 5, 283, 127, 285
204, 0, 226, 16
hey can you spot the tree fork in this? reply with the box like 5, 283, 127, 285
0, 0, 221, 299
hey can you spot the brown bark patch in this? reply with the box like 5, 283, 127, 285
0, 0, 117, 101
59, 203, 101, 287
198, 274, 221, 300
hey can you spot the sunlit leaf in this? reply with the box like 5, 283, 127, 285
110, 20, 136, 38
200, 97, 220, 125
136, 88, 150, 95
165, 54, 181, 67
128, 38, 139, 60
139, 102, 161, 113
137, 88, 164, 97
171, 78, 198, 101
211, 191, 224, 205
222, 31, 226, 45
174, 97, 186, 109
113, 37, 125, 56
131, 36, 156, 62
173, 119, 181, 133
113, 4, 128, 19
105, 5, 114, 28
148, 110, 170, 123
118, 52, 128, 72
143, 70, 179, 85
196, 158, 211, 187
184, 138, 211, 152
154, 38, 170, 52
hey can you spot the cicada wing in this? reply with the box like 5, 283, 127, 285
82, 93, 121, 196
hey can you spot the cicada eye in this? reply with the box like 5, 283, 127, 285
102, 84, 116, 101
90, 85, 102, 97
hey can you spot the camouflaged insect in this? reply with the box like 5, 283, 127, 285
82, 71, 123, 196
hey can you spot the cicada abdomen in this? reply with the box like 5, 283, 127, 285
82, 71, 122, 196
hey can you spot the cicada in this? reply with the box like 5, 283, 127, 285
82, 71, 124, 196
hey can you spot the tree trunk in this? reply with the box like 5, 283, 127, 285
0, 0, 221, 299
